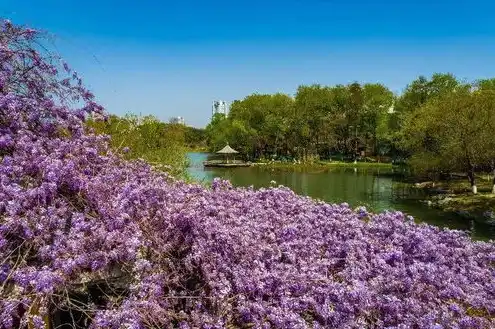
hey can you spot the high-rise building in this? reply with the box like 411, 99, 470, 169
212, 100, 228, 117
169, 116, 185, 125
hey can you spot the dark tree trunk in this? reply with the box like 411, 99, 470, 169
492, 159, 495, 194
467, 166, 477, 194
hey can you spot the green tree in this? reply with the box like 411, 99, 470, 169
87, 114, 188, 177
475, 79, 495, 193
224, 94, 294, 160
294, 85, 335, 160
184, 126, 207, 150
205, 113, 230, 153
394, 73, 462, 156
362, 83, 395, 156
402, 87, 495, 193
395, 73, 460, 116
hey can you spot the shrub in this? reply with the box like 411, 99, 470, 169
1, 20, 494, 329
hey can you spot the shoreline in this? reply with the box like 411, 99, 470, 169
413, 179, 495, 223
247, 162, 495, 223
252, 160, 395, 172
189, 154, 494, 224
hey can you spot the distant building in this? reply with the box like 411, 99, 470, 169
169, 116, 185, 125
212, 100, 228, 117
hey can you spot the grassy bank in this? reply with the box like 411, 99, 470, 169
319, 160, 394, 168
252, 160, 395, 172
253, 161, 495, 222
414, 177, 495, 222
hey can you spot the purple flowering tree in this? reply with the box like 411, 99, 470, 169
0, 20, 494, 329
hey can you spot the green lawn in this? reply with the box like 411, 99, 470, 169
253, 160, 394, 172
415, 176, 495, 220
318, 160, 394, 168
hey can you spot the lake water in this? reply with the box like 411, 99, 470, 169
187, 152, 495, 240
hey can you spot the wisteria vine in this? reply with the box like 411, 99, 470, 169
0, 20, 494, 329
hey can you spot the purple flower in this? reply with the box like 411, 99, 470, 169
0, 20, 494, 329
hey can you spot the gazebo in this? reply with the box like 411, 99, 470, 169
204, 144, 249, 167
216, 144, 238, 164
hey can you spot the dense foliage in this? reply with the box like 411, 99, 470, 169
206, 84, 394, 162
87, 114, 192, 178
1, 21, 495, 328
184, 126, 207, 151
401, 85, 495, 193
205, 74, 495, 192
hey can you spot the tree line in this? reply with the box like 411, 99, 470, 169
205, 73, 495, 192
87, 114, 207, 177
206, 81, 396, 162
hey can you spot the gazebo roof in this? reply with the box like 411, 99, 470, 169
217, 144, 238, 154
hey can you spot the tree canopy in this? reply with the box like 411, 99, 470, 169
206, 83, 395, 162
206, 74, 495, 191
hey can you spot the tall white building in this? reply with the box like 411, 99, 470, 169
212, 100, 228, 117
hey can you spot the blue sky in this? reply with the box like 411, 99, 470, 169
3, 0, 495, 127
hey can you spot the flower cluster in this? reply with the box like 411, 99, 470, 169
1, 20, 494, 328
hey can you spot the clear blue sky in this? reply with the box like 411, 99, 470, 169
3, 0, 495, 127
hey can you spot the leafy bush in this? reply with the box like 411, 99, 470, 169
87, 114, 189, 178
1, 21, 494, 329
